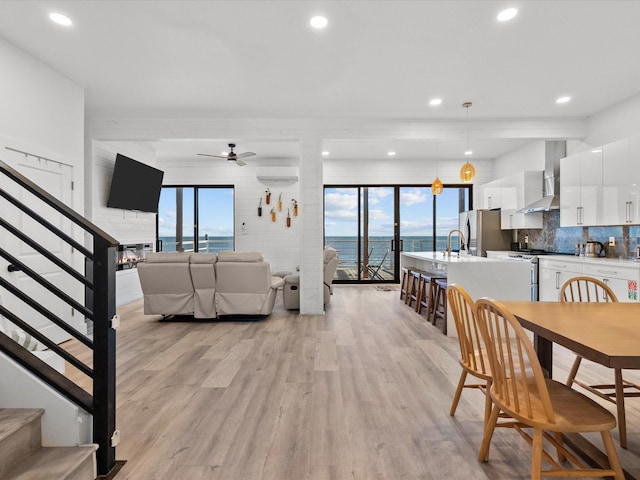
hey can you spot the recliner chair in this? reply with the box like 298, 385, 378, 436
283, 246, 339, 309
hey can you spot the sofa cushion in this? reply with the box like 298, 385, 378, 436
324, 246, 338, 265
137, 260, 194, 316
145, 252, 192, 263
190, 254, 217, 318
190, 253, 218, 264
217, 251, 263, 262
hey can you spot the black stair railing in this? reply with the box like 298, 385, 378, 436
0, 158, 119, 477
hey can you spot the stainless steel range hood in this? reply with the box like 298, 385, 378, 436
518, 140, 566, 213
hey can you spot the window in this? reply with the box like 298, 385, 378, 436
324, 184, 471, 282
157, 186, 234, 253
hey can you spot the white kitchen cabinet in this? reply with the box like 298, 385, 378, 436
481, 182, 503, 210
539, 257, 640, 302
560, 150, 603, 226
602, 136, 640, 224
481, 171, 543, 229
501, 208, 542, 229
582, 263, 639, 302
538, 258, 582, 301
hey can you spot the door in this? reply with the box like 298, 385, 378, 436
324, 186, 396, 282
0, 150, 78, 345
399, 187, 433, 255
325, 185, 471, 283
361, 186, 395, 281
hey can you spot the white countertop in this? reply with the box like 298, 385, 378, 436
401, 251, 504, 263
542, 254, 640, 268
486, 250, 640, 268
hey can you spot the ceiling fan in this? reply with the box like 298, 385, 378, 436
197, 143, 256, 166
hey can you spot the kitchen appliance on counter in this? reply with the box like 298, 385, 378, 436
585, 240, 605, 257
459, 209, 511, 257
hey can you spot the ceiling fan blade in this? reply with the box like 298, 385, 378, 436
235, 158, 247, 166
197, 153, 227, 159
235, 152, 256, 159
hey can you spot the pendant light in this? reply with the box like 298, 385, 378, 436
459, 101, 476, 182
431, 176, 443, 195
431, 142, 443, 195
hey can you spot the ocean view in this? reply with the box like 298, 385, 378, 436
159, 235, 449, 271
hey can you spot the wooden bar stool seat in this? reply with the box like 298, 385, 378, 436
400, 267, 412, 302
406, 270, 425, 307
417, 272, 445, 318
432, 278, 448, 334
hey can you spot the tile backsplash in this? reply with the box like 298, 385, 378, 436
517, 210, 640, 259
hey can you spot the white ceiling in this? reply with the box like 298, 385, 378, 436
1, 0, 640, 163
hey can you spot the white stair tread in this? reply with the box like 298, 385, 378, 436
0, 409, 43, 443
4, 445, 98, 480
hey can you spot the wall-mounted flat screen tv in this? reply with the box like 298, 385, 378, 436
107, 154, 164, 213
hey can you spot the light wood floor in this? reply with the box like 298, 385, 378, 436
92, 286, 640, 479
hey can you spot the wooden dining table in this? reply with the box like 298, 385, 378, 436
499, 300, 640, 479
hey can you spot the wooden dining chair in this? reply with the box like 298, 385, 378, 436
447, 284, 492, 423
560, 275, 639, 449
475, 297, 625, 480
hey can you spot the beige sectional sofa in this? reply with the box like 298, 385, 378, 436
137, 251, 284, 318
282, 246, 339, 310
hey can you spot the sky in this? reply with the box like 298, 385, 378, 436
324, 186, 467, 237
158, 187, 234, 238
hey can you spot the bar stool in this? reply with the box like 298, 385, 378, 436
400, 267, 412, 302
417, 272, 445, 318
406, 270, 423, 307
431, 278, 448, 334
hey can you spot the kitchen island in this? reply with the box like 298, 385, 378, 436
401, 252, 531, 337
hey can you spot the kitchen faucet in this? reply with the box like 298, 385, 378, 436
446, 229, 467, 256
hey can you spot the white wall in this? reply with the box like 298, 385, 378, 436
585, 92, 640, 147
565, 91, 640, 156
492, 141, 546, 176
158, 157, 302, 274
0, 37, 84, 205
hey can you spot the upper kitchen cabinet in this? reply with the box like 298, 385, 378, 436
480, 181, 504, 210
602, 136, 640, 224
481, 171, 543, 229
560, 149, 603, 226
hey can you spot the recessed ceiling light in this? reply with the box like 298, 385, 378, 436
310, 16, 328, 29
322, 151, 329, 156
429, 98, 442, 106
556, 96, 571, 104
465, 150, 473, 156
497, 8, 518, 22
592, 149, 602, 153
388, 151, 396, 157
49, 13, 72, 26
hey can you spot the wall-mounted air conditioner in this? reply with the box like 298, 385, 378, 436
256, 167, 299, 187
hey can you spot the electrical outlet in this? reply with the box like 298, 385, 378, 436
609, 236, 616, 247
524, 235, 529, 243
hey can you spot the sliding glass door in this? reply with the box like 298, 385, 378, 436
361, 186, 395, 281
324, 185, 397, 283
157, 186, 234, 253
325, 185, 471, 283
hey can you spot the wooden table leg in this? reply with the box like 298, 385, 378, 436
563, 433, 635, 480
533, 333, 553, 379
531, 335, 635, 479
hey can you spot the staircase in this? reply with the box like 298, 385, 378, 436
0, 409, 97, 480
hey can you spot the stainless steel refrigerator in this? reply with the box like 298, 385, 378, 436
459, 209, 511, 256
